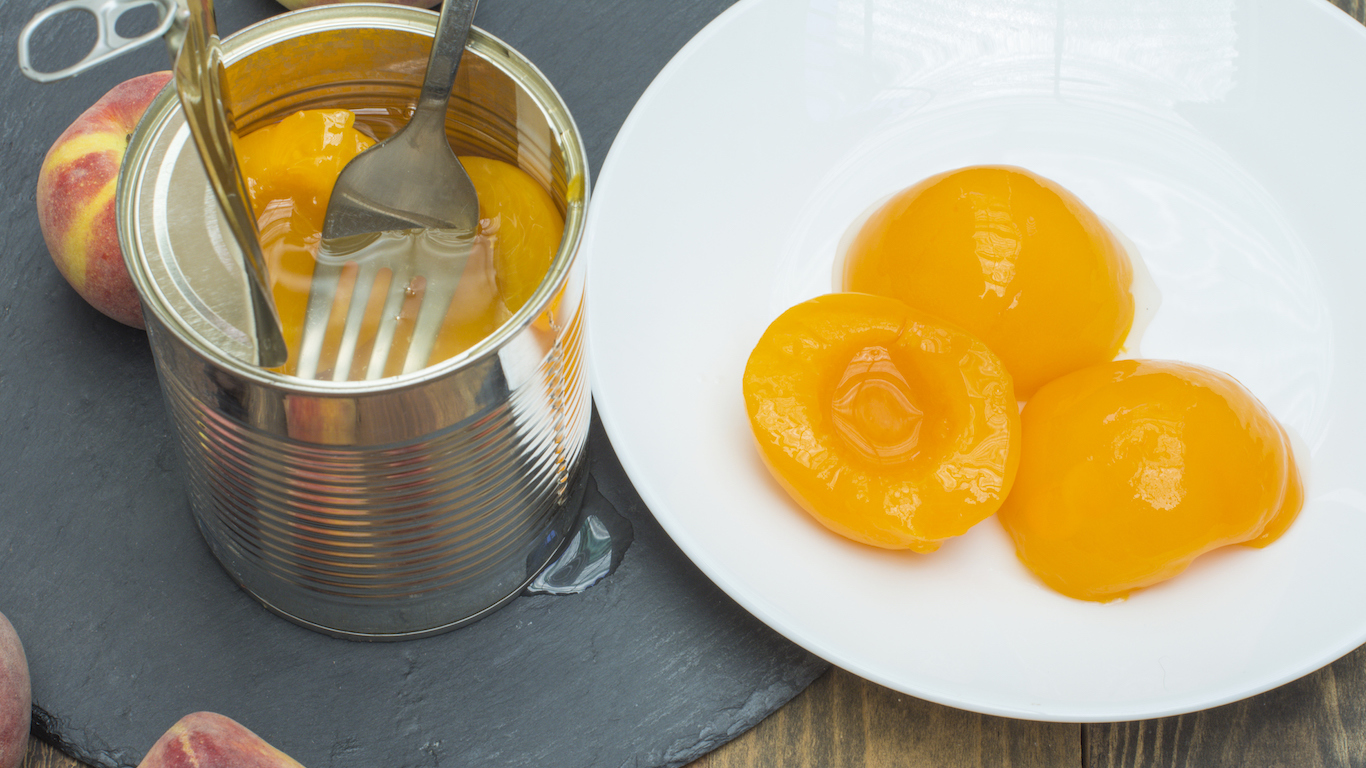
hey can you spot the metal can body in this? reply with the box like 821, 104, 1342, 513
119, 6, 591, 639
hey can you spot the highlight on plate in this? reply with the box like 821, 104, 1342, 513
742, 165, 1303, 602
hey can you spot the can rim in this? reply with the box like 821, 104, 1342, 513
118, 5, 590, 394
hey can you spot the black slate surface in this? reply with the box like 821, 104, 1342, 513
0, 1, 829, 766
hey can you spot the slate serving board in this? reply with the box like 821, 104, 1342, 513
0, 1, 828, 766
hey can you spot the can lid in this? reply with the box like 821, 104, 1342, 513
123, 102, 261, 366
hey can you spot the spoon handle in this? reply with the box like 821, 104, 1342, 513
415, 0, 480, 124
170, 0, 288, 368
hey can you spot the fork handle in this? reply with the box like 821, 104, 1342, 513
414, 0, 479, 128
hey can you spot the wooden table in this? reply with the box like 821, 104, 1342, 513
17, 0, 1366, 766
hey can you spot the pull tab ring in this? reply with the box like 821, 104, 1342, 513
18, 0, 177, 82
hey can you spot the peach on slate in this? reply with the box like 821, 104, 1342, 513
137, 713, 305, 768
0, 612, 30, 768
36, 71, 173, 329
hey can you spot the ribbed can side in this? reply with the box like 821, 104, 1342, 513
147, 300, 589, 638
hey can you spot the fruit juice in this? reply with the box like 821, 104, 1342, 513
234, 108, 563, 379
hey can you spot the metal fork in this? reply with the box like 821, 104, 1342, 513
293, 0, 481, 381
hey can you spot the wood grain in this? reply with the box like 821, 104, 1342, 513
691, 668, 1080, 768
1330, 0, 1364, 22
1087, 643, 1366, 768
689, 642, 1366, 768
21, 738, 77, 768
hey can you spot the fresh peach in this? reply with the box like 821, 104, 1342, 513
137, 713, 304, 768
36, 71, 172, 329
0, 612, 30, 768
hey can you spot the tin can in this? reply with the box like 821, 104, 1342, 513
118, 5, 591, 640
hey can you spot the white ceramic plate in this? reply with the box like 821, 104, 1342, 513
584, 0, 1366, 721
